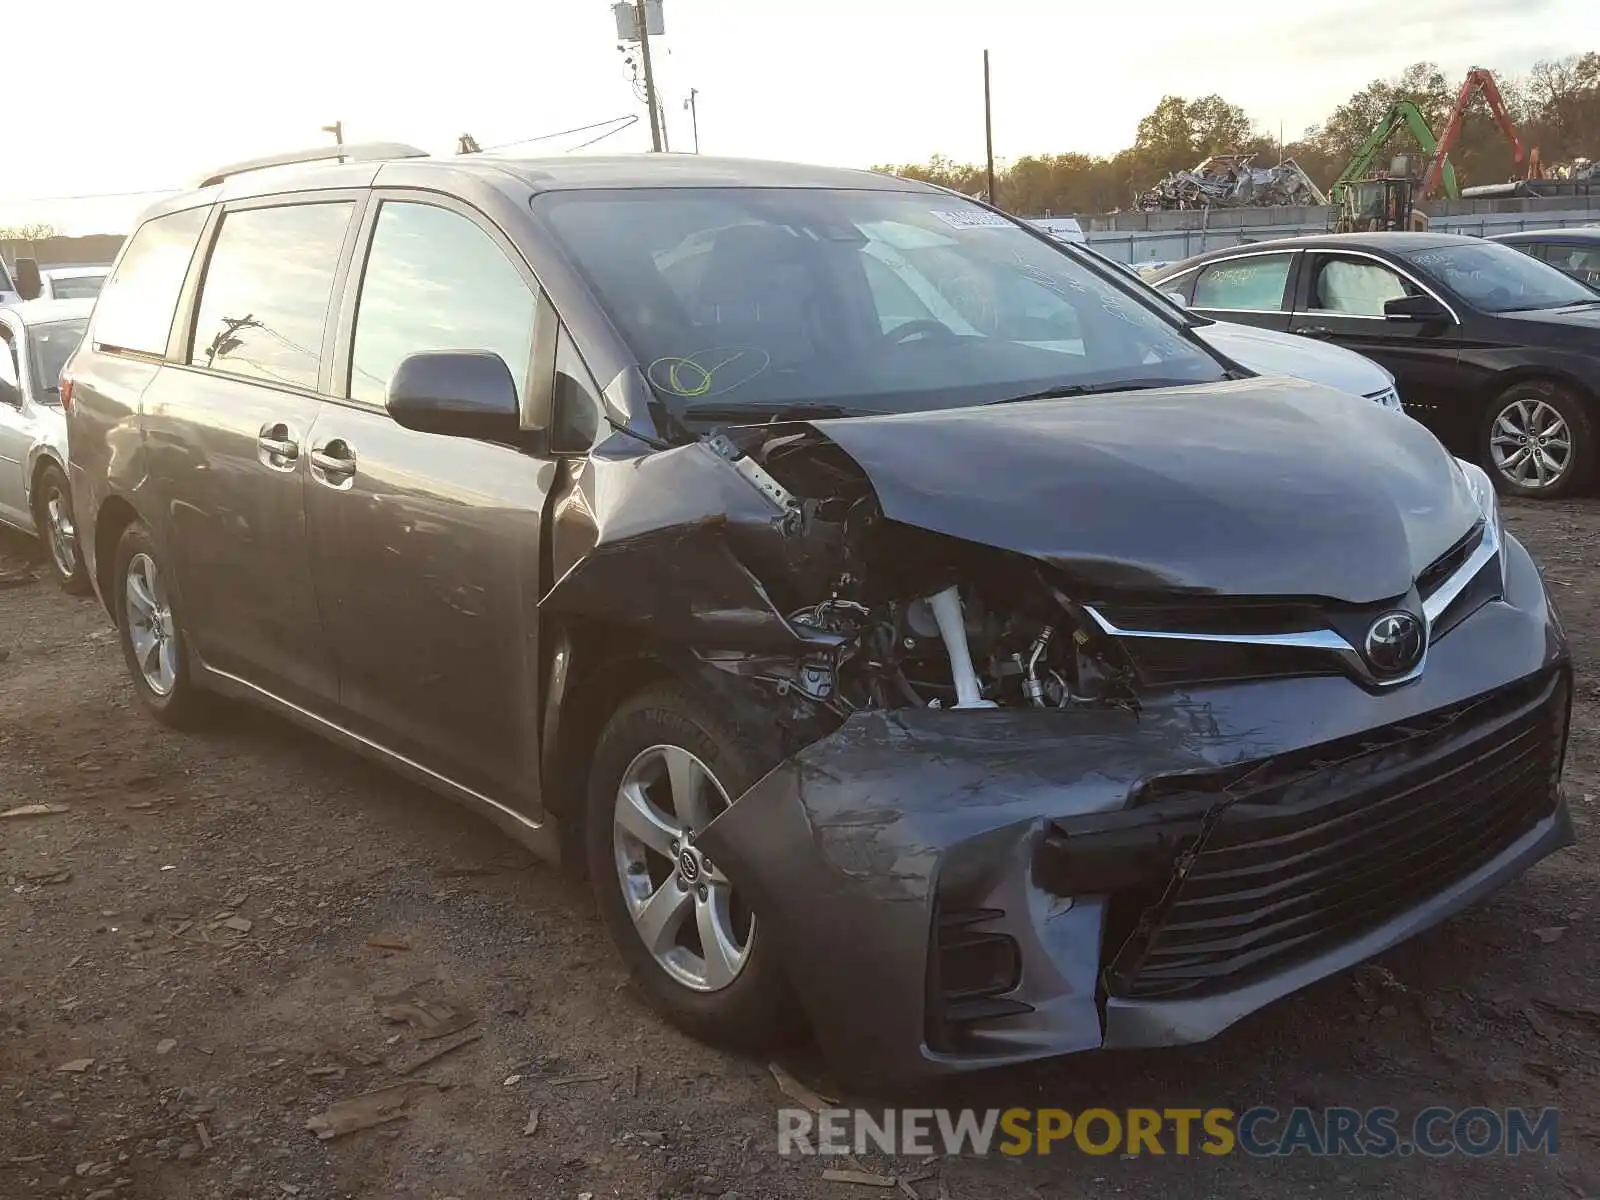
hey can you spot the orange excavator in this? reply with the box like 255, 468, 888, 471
1421, 67, 1535, 197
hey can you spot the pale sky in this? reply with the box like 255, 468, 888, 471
9, 0, 1596, 233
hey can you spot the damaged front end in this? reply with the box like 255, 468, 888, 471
543, 383, 1573, 1089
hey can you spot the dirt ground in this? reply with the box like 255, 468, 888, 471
3, 499, 1600, 1200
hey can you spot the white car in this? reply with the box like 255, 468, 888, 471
36, 265, 111, 301
1193, 317, 1401, 409
0, 298, 93, 591
1079, 246, 1403, 409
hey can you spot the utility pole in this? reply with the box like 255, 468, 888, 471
635, 0, 663, 152
684, 88, 700, 153
983, 52, 996, 207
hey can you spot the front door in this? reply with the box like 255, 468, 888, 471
144, 197, 359, 710
307, 195, 558, 802
1185, 251, 1299, 333
0, 318, 30, 525
1287, 252, 1465, 420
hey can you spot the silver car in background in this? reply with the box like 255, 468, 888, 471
0, 299, 93, 590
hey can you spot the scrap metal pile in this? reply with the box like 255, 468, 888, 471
1136, 154, 1329, 211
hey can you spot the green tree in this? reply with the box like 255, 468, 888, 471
0, 222, 58, 241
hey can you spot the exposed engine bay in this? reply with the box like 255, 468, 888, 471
701, 427, 1136, 716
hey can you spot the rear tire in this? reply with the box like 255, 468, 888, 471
586, 683, 804, 1053
32, 463, 90, 594
1481, 380, 1594, 499
112, 521, 207, 728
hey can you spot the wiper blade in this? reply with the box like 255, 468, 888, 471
986, 378, 1184, 406
681, 403, 856, 423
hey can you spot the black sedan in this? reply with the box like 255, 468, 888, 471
1154, 232, 1600, 498
1490, 226, 1600, 289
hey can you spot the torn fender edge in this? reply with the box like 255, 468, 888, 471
539, 435, 838, 652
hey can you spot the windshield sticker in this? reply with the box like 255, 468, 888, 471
931, 209, 1011, 230
648, 348, 771, 398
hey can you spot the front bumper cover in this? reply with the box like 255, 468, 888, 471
698, 533, 1573, 1090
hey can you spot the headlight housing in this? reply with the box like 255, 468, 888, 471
1456, 457, 1507, 593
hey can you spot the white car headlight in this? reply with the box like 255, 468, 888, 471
1364, 383, 1403, 410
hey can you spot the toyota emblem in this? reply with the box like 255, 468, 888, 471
1364, 611, 1425, 676
678, 848, 702, 882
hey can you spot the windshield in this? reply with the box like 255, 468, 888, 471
1406, 242, 1598, 313
46, 274, 106, 300
27, 319, 87, 400
537, 188, 1227, 425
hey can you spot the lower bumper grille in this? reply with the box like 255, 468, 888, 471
1105, 669, 1568, 1001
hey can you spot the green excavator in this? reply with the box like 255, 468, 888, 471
1329, 101, 1457, 232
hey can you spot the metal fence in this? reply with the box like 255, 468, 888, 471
1043, 209, 1600, 267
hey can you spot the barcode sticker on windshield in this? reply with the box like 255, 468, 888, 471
931, 209, 1011, 229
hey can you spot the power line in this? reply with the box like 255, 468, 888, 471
0, 187, 182, 204
479, 116, 640, 153
566, 115, 641, 152
12, 114, 646, 205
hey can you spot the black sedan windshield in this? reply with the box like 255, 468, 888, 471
27, 319, 87, 401
538, 188, 1227, 422
1406, 242, 1598, 313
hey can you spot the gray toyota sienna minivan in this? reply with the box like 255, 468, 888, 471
65, 144, 1572, 1089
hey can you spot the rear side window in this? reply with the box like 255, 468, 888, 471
190, 202, 354, 390
1193, 254, 1293, 312
349, 201, 537, 406
92, 208, 208, 355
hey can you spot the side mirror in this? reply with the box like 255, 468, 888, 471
386, 351, 520, 440
13, 258, 41, 302
1384, 293, 1450, 323
0, 378, 19, 408
1165, 291, 1190, 309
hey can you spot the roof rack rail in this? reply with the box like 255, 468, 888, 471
194, 142, 431, 188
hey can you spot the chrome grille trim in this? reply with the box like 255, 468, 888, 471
1084, 519, 1500, 688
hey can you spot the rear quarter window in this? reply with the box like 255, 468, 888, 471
92, 208, 209, 355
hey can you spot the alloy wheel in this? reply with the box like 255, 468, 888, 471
42, 485, 77, 579
612, 744, 753, 993
124, 553, 178, 696
1490, 397, 1572, 490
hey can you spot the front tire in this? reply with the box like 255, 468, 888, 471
32, 464, 90, 594
586, 683, 803, 1052
112, 522, 206, 728
1482, 381, 1594, 499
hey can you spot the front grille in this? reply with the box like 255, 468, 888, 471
1104, 669, 1567, 1001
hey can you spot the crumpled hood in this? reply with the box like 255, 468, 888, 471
809, 376, 1479, 604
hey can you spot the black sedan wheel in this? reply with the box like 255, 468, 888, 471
1482, 381, 1594, 499
586, 683, 803, 1052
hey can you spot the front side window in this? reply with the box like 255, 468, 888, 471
350, 202, 538, 406
47, 275, 106, 301
93, 207, 208, 355
1193, 254, 1293, 312
189, 202, 354, 390
1546, 244, 1600, 279
27, 319, 88, 401
0, 329, 20, 402
538, 187, 1226, 427
1311, 258, 1417, 316
1406, 242, 1597, 313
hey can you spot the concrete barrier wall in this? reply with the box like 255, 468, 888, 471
2, 234, 125, 270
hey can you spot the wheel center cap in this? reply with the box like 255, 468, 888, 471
677, 846, 703, 882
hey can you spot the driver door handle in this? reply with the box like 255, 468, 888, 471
1296, 326, 1335, 339
309, 439, 357, 488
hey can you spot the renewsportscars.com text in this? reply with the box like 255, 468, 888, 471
777, 1106, 1560, 1158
